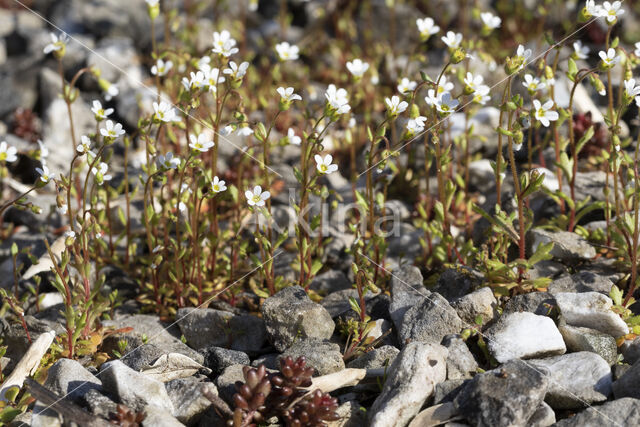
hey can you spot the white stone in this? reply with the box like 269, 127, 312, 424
555, 292, 629, 337
486, 312, 566, 363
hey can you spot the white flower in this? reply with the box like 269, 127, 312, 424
472, 85, 491, 105
223, 61, 249, 79
176, 201, 187, 213
76, 135, 92, 154
425, 90, 459, 115
385, 95, 408, 116
275, 42, 299, 61
346, 59, 369, 78
197, 56, 211, 70
325, 84, 351, 114
599, 1, 624, 23
416, 17, 439, 40
100, 120, 125, 139
64, 230, 76, 243
464, 72, 485, 93
0, 141, 17, 163
212, 30, 239, 57
211, 176, 227, 193
157, 152, 180, 170
599, 48, 619, 67
37, 140, 48, 159
406, 116, 427, 135
625, 79, 640, 98
249, 0, 258, 11
441, 31, 462, 49
236, 126, 254, 137
532, 99, 559, 127
635, 42, 640, 58
573, 41, 590, 60
246, 185, 270, 207
515, 45, 532, 71
585, 0, 601, 16
287, 128, 301, 145
182, 71, 206, 91
635, 96, 640, 108
314, 154, 338, 175
92, 162, 112, 184
220, 125, 234, 136
277, 86, 302, 102
436, 75, 454, 93
57, 203, 68, 215
104, 84, 119, 101
533, 167, 559, 192
203, 67, 225, 92
189, 133, 214, 152
91, 100, 114, 121
145, 0, 159, 6
153, 101, 179, 123
480, 12, 501, 30
523, 74, 545, 93
151, 59, 173, 77
35, 165, 51, 183
43, 32, 68, 55
397, 78, 417, 94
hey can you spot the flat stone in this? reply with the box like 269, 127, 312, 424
280, 338, 345, 375
398, 292, 464, 347
346, 345, 400, 369
165, 377, 215, 425
200, 347, 250, 376
321, 289, 379, 318
613, 359, 640, 399
441, 335, 478, 380
433, 379, 468, 404
559, 323, 618, 366
529, 352, 612, 409
454, 359, 549, 427
368, 342, 448, 427
451, 287, 497, 325
43, 358, 102, 403
552, 397, 640, 426
261, 286, 335, 352
309, 269, 352, 294
527, 402, 555, 427
215, 364, 246, 405
555, 292, 629, 337
503, 292, 556, 316
389, 265, 428, 331
621, 336, 640, 364
141, 405, 184, 427
548, 272, 614, 295
431, 267, 485, 302
486, 312, 566, 362
528, 229, 596, 263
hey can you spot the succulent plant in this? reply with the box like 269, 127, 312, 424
283, 389, 340, 427
109, 404, 145, 427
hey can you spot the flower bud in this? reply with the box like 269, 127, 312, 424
450, 48, 466, 64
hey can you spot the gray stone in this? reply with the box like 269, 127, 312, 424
552, 397, 640, 426
613, 359, 640, 399
529, 352, 612, 409
280, 338, 345, 375
43, 358, 102, 403
99, 360, 174, 413
432, 267, 485, 302
320, 289, 378, 318
398, 292, 464, 347
215, 364, 246, 404
165, 377, 215, 425
261, 286, 335, 352
368, 342, 448, 427
201, 347, 250, 376
613, 364, 631, 380
451, 287, 497, 325
454, 359, 549, 427
528, 260, 566, 281
120, 344, 165, 371
528, 229, 596, 263
441, 335, 478, 380
82, 389, 119, 419
502, 292, 556, 316
227, 314, 269, 354
141, 405, 184, 427
332, 400, 367, 427
573, 171, 613, 203
559, 323, 618, 366
87, 37, 141, 85
250, 353, 280, 370
527, 402, 555, 427
433, 379, 468, 404
346, 345, 400, 369
548, 272, 614, 295
389, 265, 428, 331
621, 336, 640, 364
554, 292, 629, 337
486, 312, 566, 363
309, 269, 352, 294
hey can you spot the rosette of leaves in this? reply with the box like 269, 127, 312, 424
283, 390, 340, 427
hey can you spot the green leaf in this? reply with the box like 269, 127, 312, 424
610, 284, 623, 306
567, 58, 578, 82
528, 241, 554, 266
576, 125, 594, 155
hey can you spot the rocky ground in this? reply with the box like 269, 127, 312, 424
1, 0, 640, 426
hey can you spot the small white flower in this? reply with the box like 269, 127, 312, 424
625, 79, 640, 98
197, 56, 211, 70
397, 77, 417, 94
246, 185, 270, 207
151, 59, 173, 77
464, 72, 485, 93
91, 100, 114, 121
635, 42, 640, 58
416, 17, 439, 40
480, 12, 501, 30
182, 71, 206, 91
36, 165, 51, 183
425, 90, 459, 115
385, 95, 408, 116
203, 67, 225, 93
635, 96, 640, 108
220, 125, 234, 136
436, 75, 454, 94
532, 99, 559, 127
314, 154, 338, 175
223, 61, 250, 79
43, 32, 68, 55
145, 0, 159, 6
515, 45, 532, 72
100, 120, 125, 139
211, 176, 227, 193
37, 140, 48, 159
523, 74, 545, 93
573, 41, 590, 60
153, 101, 179, 123
57, 203, 68, 215
287, 128, 301, 145
406, 116, 427, 135
92, 162, 112, 184
0, 141, 17, 163
599, 1, 624, 23
189, 133, 214, 152
325, 84, 351, 114
441, 31, 463, 49
212, 30, 238, 57
585, 0, 601, 16
104, 84, 119, 101
176, 201, 187, 213
472, 85, 491, 105
533, 167, 559, 192
77, 135, 92, 154
275, 42, 299, 61
599, 48, 620, 67
236, 126, 254, 137
277, 86, 302, 102
346, 59, 369, 78
157, 152, 180, 170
